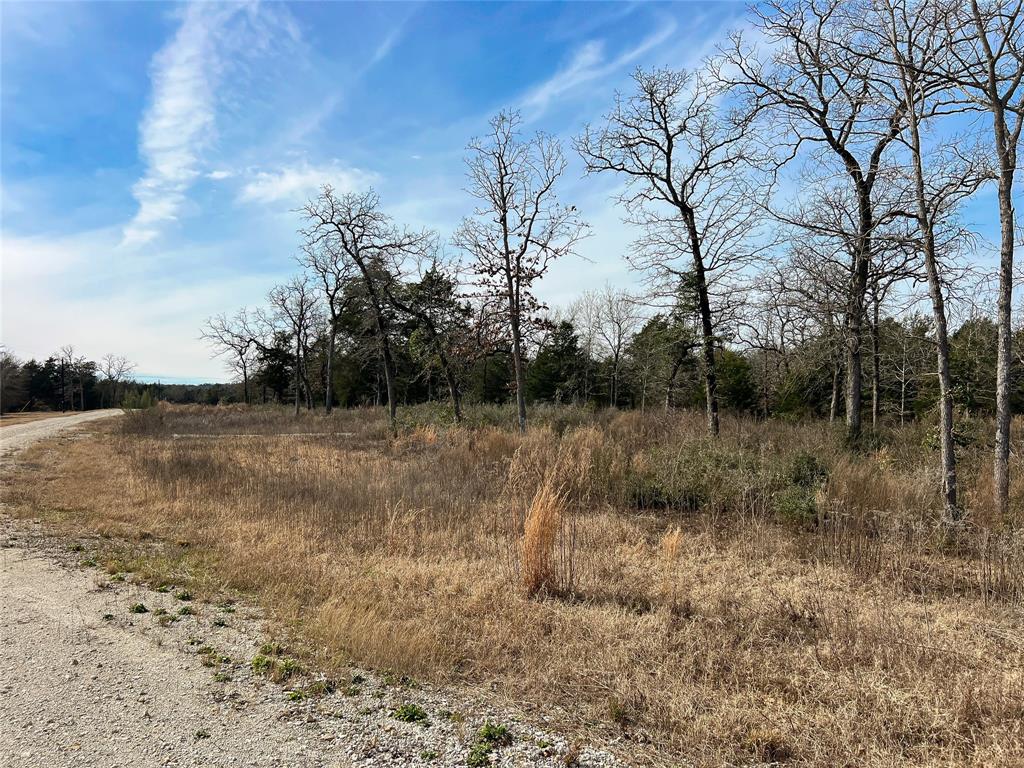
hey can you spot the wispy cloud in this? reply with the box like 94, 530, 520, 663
520, 19, 678, 119
238, 160, 376, 205
121, 3, 298, 247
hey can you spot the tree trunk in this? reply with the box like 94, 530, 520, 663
665, 356, 683, 413
241, 359, 249, 406
905, 97, 961, 521
992, 109, 1015, 521
845, 191, 872, 444
683, 212, 719, 436
293, 339, 301, 417
325, 327, 336, 413
381, 342, 398, 434
439, 349, 463, 424
762, 349, 770, 419
829, 362, 842, 423
871, 285, 881, 430
510, 313, 527, 432
611, 351, 620, 407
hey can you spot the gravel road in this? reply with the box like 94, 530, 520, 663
0, 410, 123, 459
0, 412, 627, 768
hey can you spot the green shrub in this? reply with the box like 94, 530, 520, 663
392, 702, 429, 723
467, 721, 513, 766
775, 485, 818, 528
787, 451, 829, 488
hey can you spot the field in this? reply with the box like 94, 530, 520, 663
3, 403, 1023, 767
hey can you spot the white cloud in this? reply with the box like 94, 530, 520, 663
207, 169, 233, 180
1, 227, 282, 380
121, 3, 298, 247
520, 19, 678, 119
238, 160, 376, 205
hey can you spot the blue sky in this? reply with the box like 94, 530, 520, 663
2, 0, 751, 382
0, 1, 1009, 383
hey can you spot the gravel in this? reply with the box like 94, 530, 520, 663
0, 412, 630, 768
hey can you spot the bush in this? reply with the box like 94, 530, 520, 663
467, 721, 513, 766
775, 485, 819, 528
787, 451, 829, 488
392, 703, 429, 723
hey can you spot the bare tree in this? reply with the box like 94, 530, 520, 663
57, 345, 92, 411
723, 0, 909, 442
454, 110, 586, 432
98, 353, 136, 408
298, 235, 357, 413
301, 187, 433, 433
577, 67, 761, 436
942, 0, 1023, 518
575, 285, 643, 407
202, 310, 257, 404
858, 0, 992, 521
267, 276, 319, 417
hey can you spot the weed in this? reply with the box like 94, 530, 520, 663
213, 671, 232, 683
420, 750, 439, 762
193, 729, 210, 741
342, 685, 362, 697
467, 721, 513, 765
80, 557, 98, 567
177, 605, 196, 616
212, 617, 227, 627
305, 679, 336, 696
101, 613, 114, 621
251, 653, 299, 681
391, 703, 428, 724
382, 670, 416, 687
128, 602, 148, 614
286, 689, 305, 702
155, 584, 171, 593
276, 658, 300, 679
175, 590, 193, 601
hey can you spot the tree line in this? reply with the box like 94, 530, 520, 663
204, 0, 1023, 521
1, 347, 138, 412
0, 347, 244, 412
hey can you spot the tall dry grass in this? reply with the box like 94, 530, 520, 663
3, 403, 1023, 767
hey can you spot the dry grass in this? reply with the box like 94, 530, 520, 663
522, 481, 564, 595
3, 403, 1023, 767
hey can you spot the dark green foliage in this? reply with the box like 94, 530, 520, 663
787, 452, 829, 488
527, 321, 587, 403
391, 702, 429, 723
467, 721, 513, 766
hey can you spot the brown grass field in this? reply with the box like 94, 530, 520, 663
3, 403, 1023, 767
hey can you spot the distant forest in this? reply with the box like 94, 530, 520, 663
0, 347, 236, 413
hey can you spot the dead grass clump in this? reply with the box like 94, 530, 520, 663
521, 482, 564, 596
